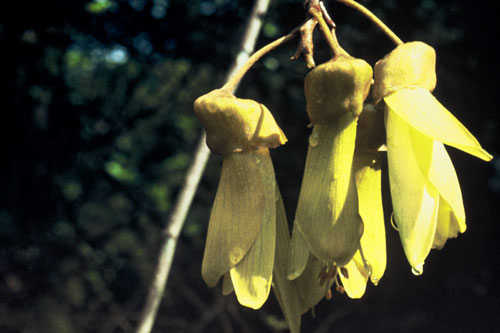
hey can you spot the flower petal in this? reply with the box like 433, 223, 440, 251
229, 149, 276, 309
272, 189, 301, 333
339, 252, 368, 299
386, 108, 440, 271
418, 140, 465, 223
353, 151, 386, 285
201, 149, 272, 289
416, 139, 466, 251
408, 127, 466, 250
433, 198, 464, 249
288, 223, 310, 280
295, 114, 363, 266
384, 88, 492, 161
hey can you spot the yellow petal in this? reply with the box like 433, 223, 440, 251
353, 151, 386, 284
287, 223, 310, 280
409, 127, 466, 250
417, 139, 466, 251
339, 252, 368, 299
417, 140, 465, 224
433, 198, 464, 249
272, 189, 301, 333
384, 88, 492, 161
201, 149, 272, 288
229, 149, 276, 309
295, 114, 363, 266
386, 108, 439, 272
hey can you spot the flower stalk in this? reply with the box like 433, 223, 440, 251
335, 0, 403, 45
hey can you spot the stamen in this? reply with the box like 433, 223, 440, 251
325, 288, 333, 300
340, 266, 349, 278
318, 263, 337, 286
333, 273, 344, 294
335, 285, 345, 294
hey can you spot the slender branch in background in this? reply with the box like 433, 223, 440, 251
135, 1, 272, 332
334, 0, 403, 45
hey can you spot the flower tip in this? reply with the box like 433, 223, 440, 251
480, 150, 493, 162
232, 275, 271, 310
411, 263, 424, 276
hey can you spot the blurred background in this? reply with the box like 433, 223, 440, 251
1, 0, 499, 332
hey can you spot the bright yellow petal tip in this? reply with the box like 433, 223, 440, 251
340, 253, 368, 299
384, 88, 492, 161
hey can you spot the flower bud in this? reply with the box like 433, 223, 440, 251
193, 89, 287, 155
373, 41, 436, 103
304, 55, 373, 124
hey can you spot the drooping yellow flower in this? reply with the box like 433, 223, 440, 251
287, 55, 373, 309
339, 105, 386, 298
194, 89, 287, 309
288, 56, 372, 280
373, 42, 492, 274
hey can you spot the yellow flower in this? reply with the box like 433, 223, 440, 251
373, 42, 492, 274
193, 89, 287, 309
288, 56, 372, 280
287, 56, 373, 309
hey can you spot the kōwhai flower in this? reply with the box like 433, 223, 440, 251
288, 55, 372, 301
373, 42, 492, 274
194, 89, 287, 309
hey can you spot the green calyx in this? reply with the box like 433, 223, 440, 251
193, 89, 287, 155
372, 41, 436, 103
304, 55, 373, 124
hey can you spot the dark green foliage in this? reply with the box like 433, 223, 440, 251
1, 0, 499, 332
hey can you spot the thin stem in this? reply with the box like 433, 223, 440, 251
134, 1, 272, 332
308, 6, 348, 57
222, 30, 299, 92
135, 133, 211, 333
334, 0, 403, 45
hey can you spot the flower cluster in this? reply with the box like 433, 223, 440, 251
193, 5, 492, 333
